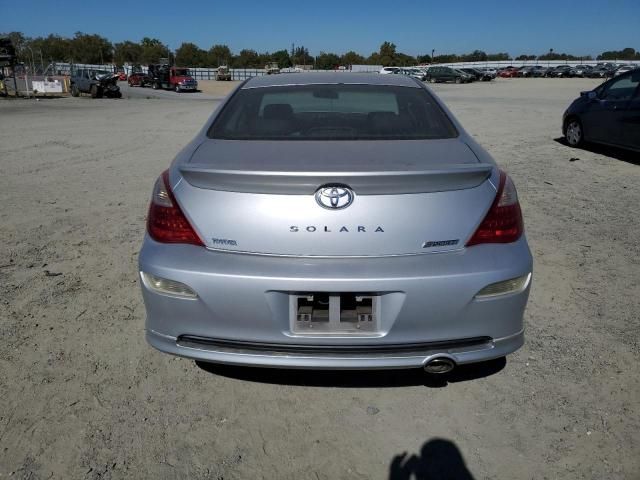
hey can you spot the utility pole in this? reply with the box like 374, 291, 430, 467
25, 45, 36, 98
25, 45, 35, 74
13, 64, 19, 98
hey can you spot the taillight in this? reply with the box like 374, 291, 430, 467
147, 170, 204, 246
467, 170, 524, 246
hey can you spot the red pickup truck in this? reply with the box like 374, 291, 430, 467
147, 65, 198, 92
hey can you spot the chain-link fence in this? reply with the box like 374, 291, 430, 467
42, 63, 382, 81
2, 74, 69, 97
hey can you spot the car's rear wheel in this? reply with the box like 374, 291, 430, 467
565, 118, 584, 147
90, 84, 100, 98
70, 85, 79, 97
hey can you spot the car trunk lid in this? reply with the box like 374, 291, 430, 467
173, 139, 497, 256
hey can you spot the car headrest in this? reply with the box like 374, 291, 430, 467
367, 111, 412, 134
368, 111, 397, 122
263, 104, 294, 120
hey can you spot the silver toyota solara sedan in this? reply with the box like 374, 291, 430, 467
139, 73, 532, 373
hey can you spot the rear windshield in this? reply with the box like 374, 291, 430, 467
208, 84, 457, 140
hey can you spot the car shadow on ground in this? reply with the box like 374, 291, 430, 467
554, 137, 640, 165
195, 357, 506, 388
389, 438, 475, 479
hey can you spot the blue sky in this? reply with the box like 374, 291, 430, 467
2, 0, 639, 57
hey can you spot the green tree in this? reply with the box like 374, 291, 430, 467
367, 42, 415, 66
378, 41, 397, 66
486, 52, 510, 61
366, 52, 381, 65
113, 41, 143, 65
28, 34, 72, 64
257, 51, 273, 67
460, 50, 488, 62
141, 37, 168, 64
597, 48, 640, 60
395, 53, 417, 66
515, 54, 537, 61
175, 42, 207, 66
271, 49, 292, 68
433, 54, 459, 63
291, 46, 313, 66
208, 44, 232, 66
538, 51, 578, 61
69, 32, 113, 63
416, 54, 433, 64
316, 51, 341, 69
1, 31, 27, 58
233, 49, 260, 67
341, 51, 365, 66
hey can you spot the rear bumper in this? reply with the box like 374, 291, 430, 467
147, 328, 524, 369
139, 235, 532, 369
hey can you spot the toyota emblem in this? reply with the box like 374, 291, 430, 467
315, 185, 354, 210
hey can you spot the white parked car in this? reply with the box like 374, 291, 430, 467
402, 67, 427, 81
380, 67, 401, 75
477, 67, 497, 77
614, 65, 638, 76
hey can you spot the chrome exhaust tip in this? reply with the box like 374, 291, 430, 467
423, 357, 456, 374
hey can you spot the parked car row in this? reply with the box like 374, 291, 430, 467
381, 63, 638, 84
380, 65, 496, 84
459, 68, 496, 81
496, 63, 637, 79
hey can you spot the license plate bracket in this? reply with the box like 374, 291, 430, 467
290, 293, 380, 334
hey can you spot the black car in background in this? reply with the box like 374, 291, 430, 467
563, 69, 640, 152
531, 66, 550, 77
585, 67, 609, 78
548, 65, 574, 78
570, 65, 593, 77
516, 66, 535, 77
586, 64, 616, 79
459, 68, 493, 81
426, 66, 472, 83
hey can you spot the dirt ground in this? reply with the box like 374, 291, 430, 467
1, 78, 638, 480
120, 80, 239, 100
196, 80, 241, 97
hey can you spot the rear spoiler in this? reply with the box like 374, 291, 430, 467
179, 163, 495, 195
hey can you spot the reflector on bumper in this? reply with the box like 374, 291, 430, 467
140, 272, 197, 298
475, 273, 531, 299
